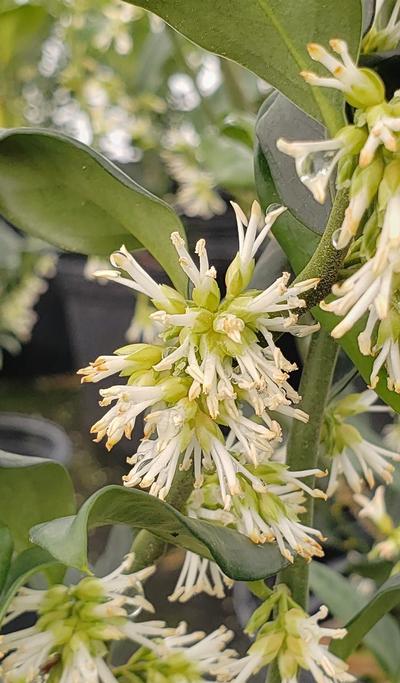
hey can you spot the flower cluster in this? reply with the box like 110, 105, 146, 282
216, 585, 353, 683
278, 39, 400, 392
321, 389, 399, 497
0, 554, 237, 683
78, 201, 322, 555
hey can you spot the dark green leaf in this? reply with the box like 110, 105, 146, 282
0, 129, 187, 292
0, 525, 13, 594
0, 547, 62, 623
0, 450, 76, 553
31, 485, 288, 581
310, 562, 400, 676
256, 93, 331, 233
254, 142, 320, 273
125, 0, 362, 132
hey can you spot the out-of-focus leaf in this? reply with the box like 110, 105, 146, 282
310, 562, 400, 677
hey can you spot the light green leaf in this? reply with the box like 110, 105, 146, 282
200, 132, 254, 191
0, 450, 76, 553
31, 485, 288, 581
310, 562, 400, 677
0, 547, 62, 624
0, 4, 50, 66
0, 525, 13, 594
330, 572, 400, 669
0, 129, 187, 292
126, 0, 362, 132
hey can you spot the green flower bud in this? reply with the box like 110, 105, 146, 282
225, 253, 255, 298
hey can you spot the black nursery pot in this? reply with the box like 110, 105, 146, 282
0, 412, 72, 464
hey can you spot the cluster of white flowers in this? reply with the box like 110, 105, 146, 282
278, 39, 400, 393
217, 585, 353, 683
0, 554, 238, 683
78, 201, 325, 563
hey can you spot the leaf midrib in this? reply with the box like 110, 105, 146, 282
256, 0, 340, 133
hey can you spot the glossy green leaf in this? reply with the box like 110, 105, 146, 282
310, 562, 400, 677
0, 450, 76, 553
126, 0, 362, 132
330, 573, 400, 666
0, 525, 13, 594
31, 485, 288, 581
0, 129, 187, 292
0, 547, 62, 624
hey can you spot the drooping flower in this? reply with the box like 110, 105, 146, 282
321, 390, 399, 496
168, 551, 234, 603
0, 555, 238, 683
188, 463, 326, 563
213, 585, 354, 683
277, 126, 366, 204
355, 486, 400, 561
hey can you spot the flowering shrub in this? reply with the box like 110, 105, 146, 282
2, 2, 400, 683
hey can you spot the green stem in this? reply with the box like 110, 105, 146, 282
131, 467, 194, 571
266, 329, 338, 683
167, 28, 218, 127
295, 188, 349, 309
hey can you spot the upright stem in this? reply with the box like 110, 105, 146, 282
295, 189, 349, 308
266, 329, 338, 683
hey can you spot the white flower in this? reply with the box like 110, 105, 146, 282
301, 39, 384, 108
168, 551, 233, 602
354, 485, 389, 527
355, 487, 400, 560
322, 390, 399, 496
276, 130, 365, 205
93, 244, 174, 307
126, 293, 160, 344
231, 200, 286, 270
321, 215, 400, 340
216, 594, 353, 683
